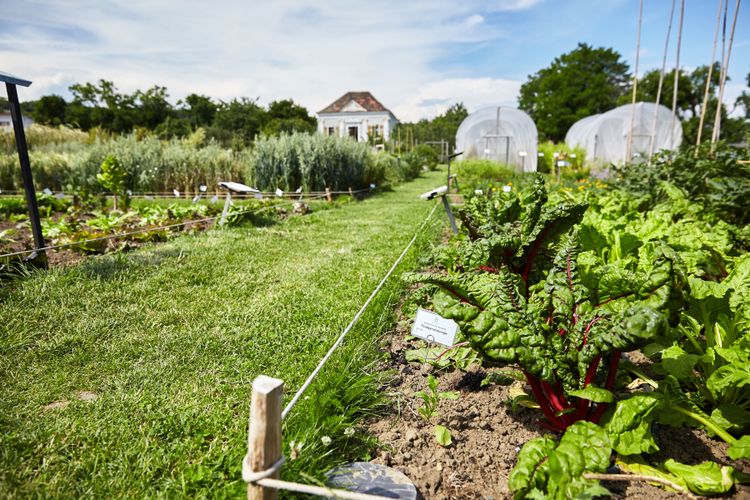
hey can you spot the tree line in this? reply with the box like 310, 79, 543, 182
10, 80, 317, 148
518, 42, 749, 145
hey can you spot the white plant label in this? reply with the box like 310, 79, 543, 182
411, 308, 457, 347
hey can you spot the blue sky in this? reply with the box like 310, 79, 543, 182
2, 0, 748, 121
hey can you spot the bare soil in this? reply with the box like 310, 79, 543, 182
366, 316, 750, 499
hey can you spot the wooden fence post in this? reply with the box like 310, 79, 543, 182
246, 376, 284, 500
325, 187, 332, 203
348, 187, 354, 198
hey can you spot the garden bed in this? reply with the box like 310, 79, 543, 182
367, 315, 750, 499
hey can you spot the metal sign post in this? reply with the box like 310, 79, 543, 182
420, 186, 458, 235
446, 151, 462, 193
2, 71, 46, 267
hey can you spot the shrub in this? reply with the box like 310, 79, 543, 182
454, 158, 517, 186
537, 141, 586, 174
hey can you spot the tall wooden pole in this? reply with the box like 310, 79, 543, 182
246, 376, 283, 500
6, 82, 46, 265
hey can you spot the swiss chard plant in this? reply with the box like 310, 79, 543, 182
416, 231, 687, 431
455, 175, 588, 285
509, 419, 750, 499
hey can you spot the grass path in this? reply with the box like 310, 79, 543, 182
0, 169, 447, 497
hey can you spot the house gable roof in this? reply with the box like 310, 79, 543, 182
318, 91, 393, 115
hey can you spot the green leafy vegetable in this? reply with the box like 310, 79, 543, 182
508, 421, 611, 499
434, 425, 452, 447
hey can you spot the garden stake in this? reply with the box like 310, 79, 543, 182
246, 376, 283, 500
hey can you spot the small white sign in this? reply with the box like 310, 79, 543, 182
173, 189, 180, 197
199, 185, 207, 192
275, 188, 284, 197
411, 308, 457, 347
503, 185, 512, 193
43, 188, 53, 195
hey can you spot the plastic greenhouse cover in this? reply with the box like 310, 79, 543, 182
565, 102, 682, 164
455, 106, 538, 172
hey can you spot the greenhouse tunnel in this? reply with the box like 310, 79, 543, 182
455, 106, 538, 172
565, 102, 682, 164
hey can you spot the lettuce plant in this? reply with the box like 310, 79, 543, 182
417, 231, 686, 431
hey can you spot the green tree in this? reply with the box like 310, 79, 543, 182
518, 43, 630, 141
262, 99, 316, 136
134, 86, 172, 129
736, 71, 750, 121
182, 93, 217, 128
212, 97, 267, 145
69, 80, 136, 133
97, 155, 128, 210
394, 102, 469, 154
628, 64, 747, 146
31, 95, 67, 125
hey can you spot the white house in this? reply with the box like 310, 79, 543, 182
0, 111, 33, 130
317, 92, 398, 142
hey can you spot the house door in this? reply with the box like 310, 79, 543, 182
348, 126, 358, 140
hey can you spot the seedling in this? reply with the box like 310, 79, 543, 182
434, 425, 452, 447
414, 374, 459, 420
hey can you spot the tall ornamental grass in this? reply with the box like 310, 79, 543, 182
0, 130, 249, 194
250, 132, 374, 191
0, 124, 89, 154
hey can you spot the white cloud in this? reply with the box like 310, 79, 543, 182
395, 78, 521, 122
0, 0, 538, 121
486, 0, 544, 11
464, 14, 485, 28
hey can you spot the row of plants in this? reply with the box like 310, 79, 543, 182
406, 144, 749, 497
1, 126, 437, 196
0, 124, 89, 155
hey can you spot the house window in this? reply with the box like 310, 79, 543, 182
348, 126, 359, 139
367, 124, 383, 140
326, 126, 336, 136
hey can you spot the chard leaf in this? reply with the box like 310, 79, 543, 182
615, 455, 688, 493
510, 422, 611, 500
706, 364, 750, 403
602, 394, 660, 455
568, 387, 613, 403
663, 459, 736, 496
508, 437, 556, 498
710, 404, 750, 434
728, 435, 750, 460
660, 344, 701, 380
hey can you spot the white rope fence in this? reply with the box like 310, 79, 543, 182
243, 201, 441, 499
281, 201, 439, 420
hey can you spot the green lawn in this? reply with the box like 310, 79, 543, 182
0, 169, 447, 497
